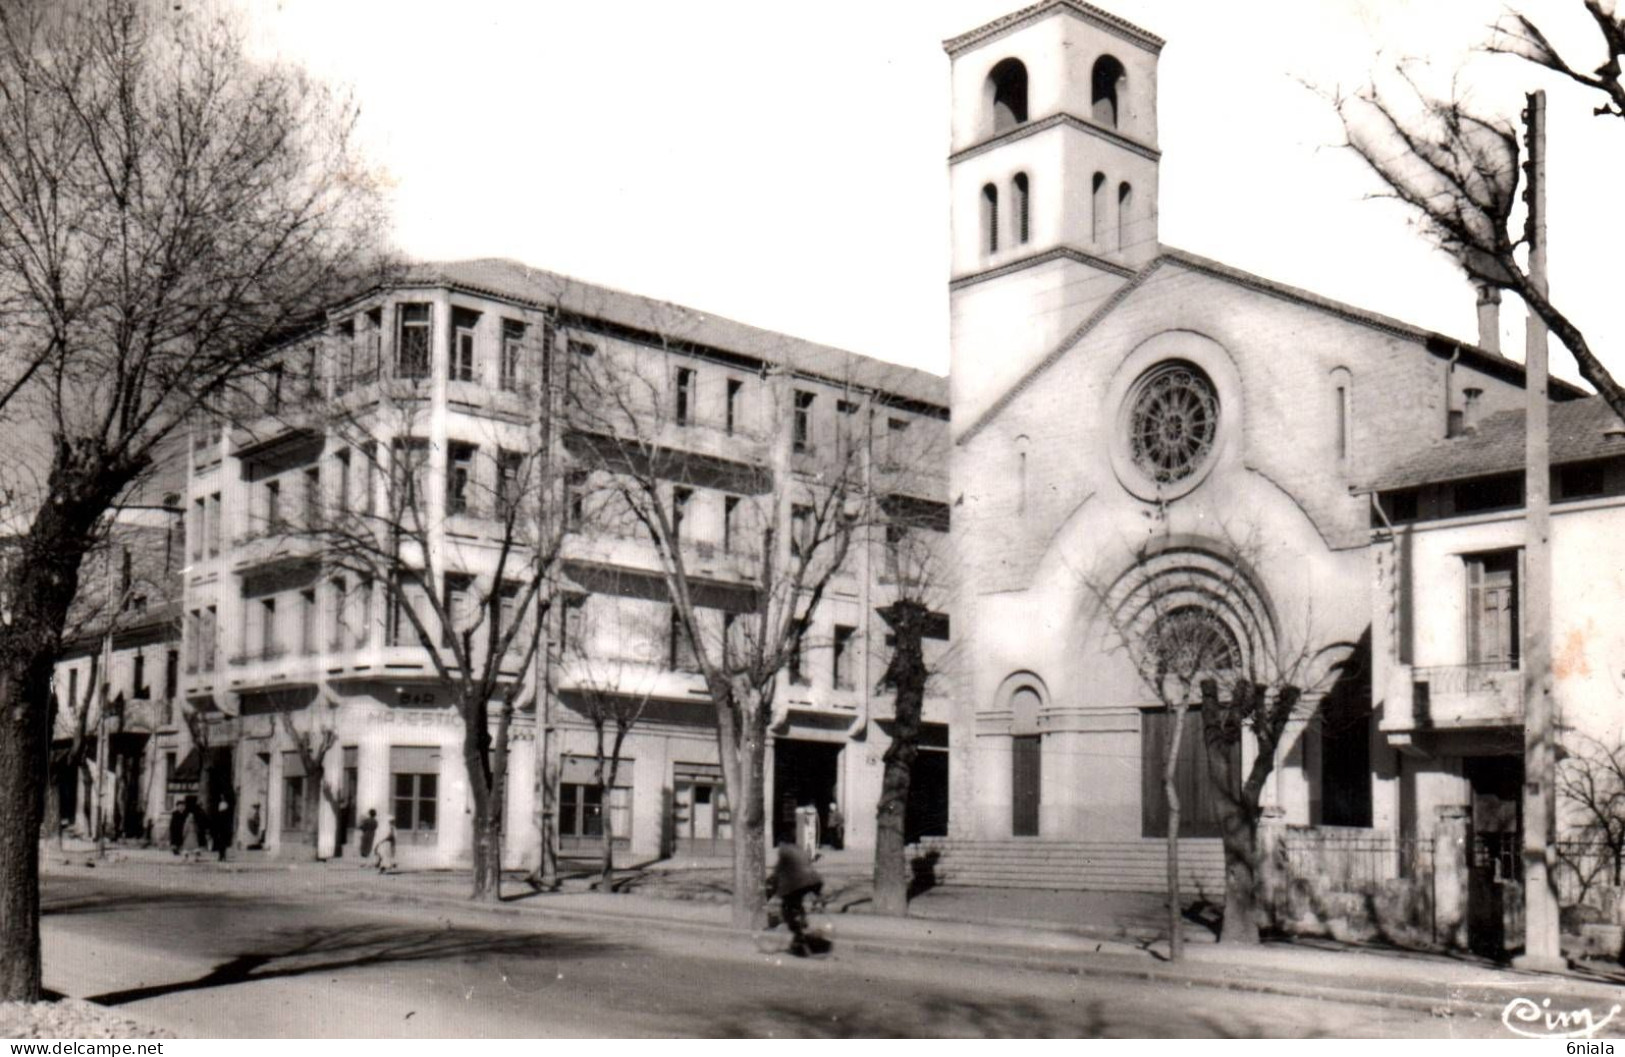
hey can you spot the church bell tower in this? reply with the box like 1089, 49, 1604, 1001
945, 1, 1164, 434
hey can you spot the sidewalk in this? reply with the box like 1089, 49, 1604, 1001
41, 841, 1625, 1023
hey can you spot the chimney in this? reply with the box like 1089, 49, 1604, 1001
1461, 386, 1484, 433
1476, 285, 1501, 354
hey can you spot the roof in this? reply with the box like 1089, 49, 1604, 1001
1359, 396, 1625, 493
368, 259, 947, 410
956, 246, 1585, 446
943, 0, 1164, 56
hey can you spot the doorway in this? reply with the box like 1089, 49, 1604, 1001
1012, 734, 1041, 836
673, 762, 731, 857
1465, 755, 1523, 957
772, 739, 842, 846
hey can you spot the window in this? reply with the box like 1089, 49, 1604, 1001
300, 588, 317, 654
568, 339, 596, 358
1092, 55, 1126, 127
329, 576, 348, 650
788, 624, 809, 685
833, 625, 856, 690
265, 480, 282, 533
1117, 182, 1133, 252
501, 319, 525, 392
282, 752, 310, 832
981, 183, 999, 254
266, 364, 284, 415
164, 650, 178, 698
1091, 172, 1106, 245
1012, 173, 1030, 245
208, 493, 222, 556
723, 495, 740, 553
1127, 361, 1219, 485
119, 547, 132, 596
260, 598, 278, 658
191, 498, 205, 560
1559, 461, 1607, 500
391, 438, 429, 507
560, 781, 632, 842
726, 379, 743, 435
361, 443, 377, 517
304, 467, 321, 531
67, 667, 78, 711
1465, 550, 1519, 669
1335, 384, 1349, 460
566, 471, 588, 530
987, 57, 1028, 132
397, 304, 431, 379
357, 578, 373, 647
496, 450, 523, 518
391, 746, 439, 841
1453, 474, 1522, 514
561, 594, 586, 656
203, 606, 217, 668
334, 449, 350, 516
444, 575, 473, 649
669, 607, 699, 672
671, 487, 692, 544
1141, 707, 1237, 838
790, 504, 814, 559
450, 308, 478, 382
886, 416, 911, 466
448, 443, 476, 516
793, 391, 815, 453
132, 653, 148, 699
675, 368, 694, 426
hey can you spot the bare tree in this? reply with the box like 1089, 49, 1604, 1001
1557, 732, 1625, 897
870, 461, 953, 917
0, 0, 380, 1000
309, 383, 558, 901
1085, 533, 1351, 954
1330, 3, 1625, 419
276, 709, 339, 859
559, 589, 656, 893
565, 309, 876, 929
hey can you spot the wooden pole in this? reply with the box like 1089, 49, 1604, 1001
1516, 89, 1563, 971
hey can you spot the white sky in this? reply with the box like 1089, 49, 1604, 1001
236, 0, 1625, 389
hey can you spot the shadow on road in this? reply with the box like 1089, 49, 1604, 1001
85, 921, 628, 1008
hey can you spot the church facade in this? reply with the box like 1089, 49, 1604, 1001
942, 0, 1567, 886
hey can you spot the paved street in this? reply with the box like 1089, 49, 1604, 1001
39, 872, 1509, 1038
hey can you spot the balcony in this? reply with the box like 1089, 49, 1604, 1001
223, 645, 323, 692
1384, 661, 1522, 738
561, 527, 760, 584
229, 397, 326, 457
230, 525, 322, 572
873, 459, 948, 503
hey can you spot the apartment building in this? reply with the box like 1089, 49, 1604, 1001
182, 259, 950, 868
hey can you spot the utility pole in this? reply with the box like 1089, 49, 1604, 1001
93, 545, 115, 858
1516, 89, 1562, 971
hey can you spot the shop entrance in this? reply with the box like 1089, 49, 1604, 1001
772, 739, 841, 846
672, 762, 731, 857
1465, 755, 1523, 957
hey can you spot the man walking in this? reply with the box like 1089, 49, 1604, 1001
770, 842, 827, 957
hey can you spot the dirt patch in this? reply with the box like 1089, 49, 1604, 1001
0, 999, 172, 1039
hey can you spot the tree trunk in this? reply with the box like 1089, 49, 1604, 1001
720, 680, 768, 930
1201, 680, 1269, 946
464, 704, 501, 903
874, 601, 927, 916
1164, 701, 1186, 962
0, 667, 47, 1002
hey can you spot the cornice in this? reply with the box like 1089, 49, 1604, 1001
943, 0, 1164, 58
950, 112, 1160, 165
950, 245, 1137, 295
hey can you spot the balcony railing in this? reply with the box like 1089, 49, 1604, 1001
228, 646, 288, 666
1412, 660, 1518, 695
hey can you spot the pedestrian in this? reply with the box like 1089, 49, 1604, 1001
769, 841, 827, 957
373, 816, 397, 873
168, 802, 186, 856
212, 798, 233, 861
358, 808, 379, 863
180, 804, 201, 863
826, 801, 845, 851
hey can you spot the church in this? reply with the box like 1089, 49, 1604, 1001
939, 0, 1573, 895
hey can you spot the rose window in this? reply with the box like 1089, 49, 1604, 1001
1127, 363, 1218, 484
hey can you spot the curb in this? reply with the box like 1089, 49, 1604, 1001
339, 881, 1538, 1020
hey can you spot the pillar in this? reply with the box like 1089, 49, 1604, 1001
1433, 804, 1470, 949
